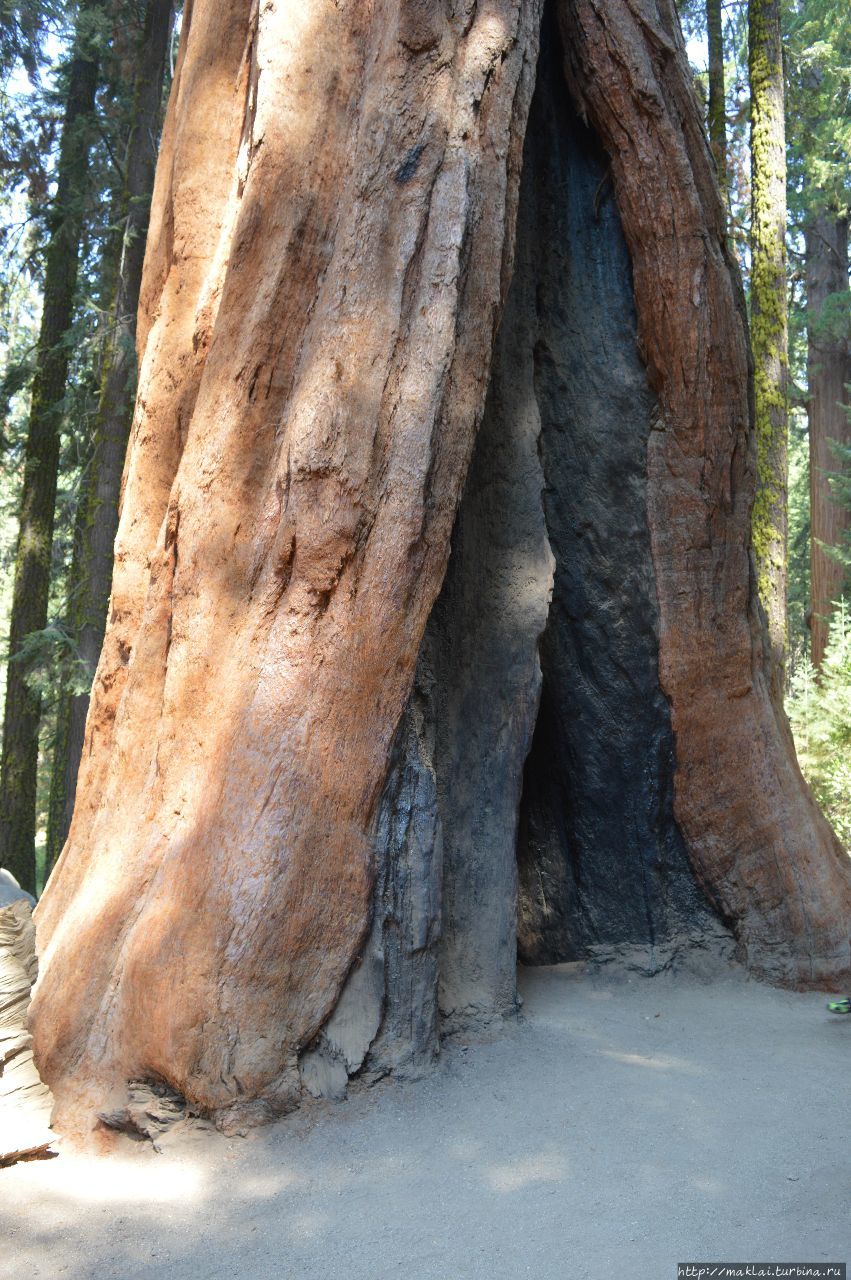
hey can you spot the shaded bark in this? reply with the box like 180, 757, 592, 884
46, 0, 174, 874
557, 0, 849, 983
706, 0, 727, 205
748, 0, 789, 684
514, 24, 724, 969
30, 0, 851, 1141
0, 1, 105, 895
45, 482, 89, 876
806, 213, 851, 666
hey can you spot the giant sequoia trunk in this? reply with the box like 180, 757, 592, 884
31, 0, 851, 1139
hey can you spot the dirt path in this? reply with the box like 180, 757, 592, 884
3, 964, 850, 1279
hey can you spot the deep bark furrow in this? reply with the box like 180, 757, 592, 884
33, 0, 544, 1136
557, 0, 851, 984
514, 23, 724, 968
29, 0, 851, 1146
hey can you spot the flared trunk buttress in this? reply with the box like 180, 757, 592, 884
31, 0, 545, 1136
31, 0, 851, 1139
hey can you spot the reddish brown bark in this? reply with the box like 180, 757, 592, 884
32, 0, 543, 1136
806, 214, 851, 667
29, 0, 851, 1142
557, 0, 850, 984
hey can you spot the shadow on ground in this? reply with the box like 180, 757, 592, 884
3, 965, 850, 1280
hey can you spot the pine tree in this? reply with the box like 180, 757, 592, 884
0, 0, 105, 893
707, 0, 727, 205
786, 0, 851, 665
45, 0, 173, 874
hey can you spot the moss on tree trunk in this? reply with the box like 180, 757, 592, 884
748, 0, 789, 688
29, 0, 851, 1143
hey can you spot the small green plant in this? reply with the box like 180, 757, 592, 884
10, 620, 91, 703
787, 597, 851, 848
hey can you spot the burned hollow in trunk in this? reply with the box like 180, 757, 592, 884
512, 18, 723, 968
32, 0, 851, 1138
318, 11, 731, 1096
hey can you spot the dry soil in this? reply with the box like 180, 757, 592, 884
3, 963, 850, 1280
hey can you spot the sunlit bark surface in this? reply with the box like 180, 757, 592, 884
31, 0, 851, 1140
31, 0, 543, 1135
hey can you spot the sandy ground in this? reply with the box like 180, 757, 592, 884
3, 963, 850, 1280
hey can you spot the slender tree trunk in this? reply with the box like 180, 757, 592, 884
806, 213, 851, 666
29, 0, 851, 1143
45, 0, 174, 875
706, 0, 727, 205
748, 0, 789, 688
0, 3, 104, 895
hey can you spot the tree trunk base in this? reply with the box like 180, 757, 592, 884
30, 0, 851, 1138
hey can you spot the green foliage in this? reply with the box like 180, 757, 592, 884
8, 618, 90, 700
787, 598, 851, 846
785, 0, 851, 225
0, 2, 68, 213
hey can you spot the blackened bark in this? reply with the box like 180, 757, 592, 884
299, 687, 442, 1098
558, 0, 850, 985
427, 226, 554, 1026
515, 26, 723, 966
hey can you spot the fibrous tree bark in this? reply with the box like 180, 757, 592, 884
0, 0, 105, 895
30, 0, 851, 1141
553, 0, 847, 979
706, 0, 727, 206
749, 0, 789, 685
805, 213, 851, 666
33, 0, 546, 1136
46, 0, 174, 873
